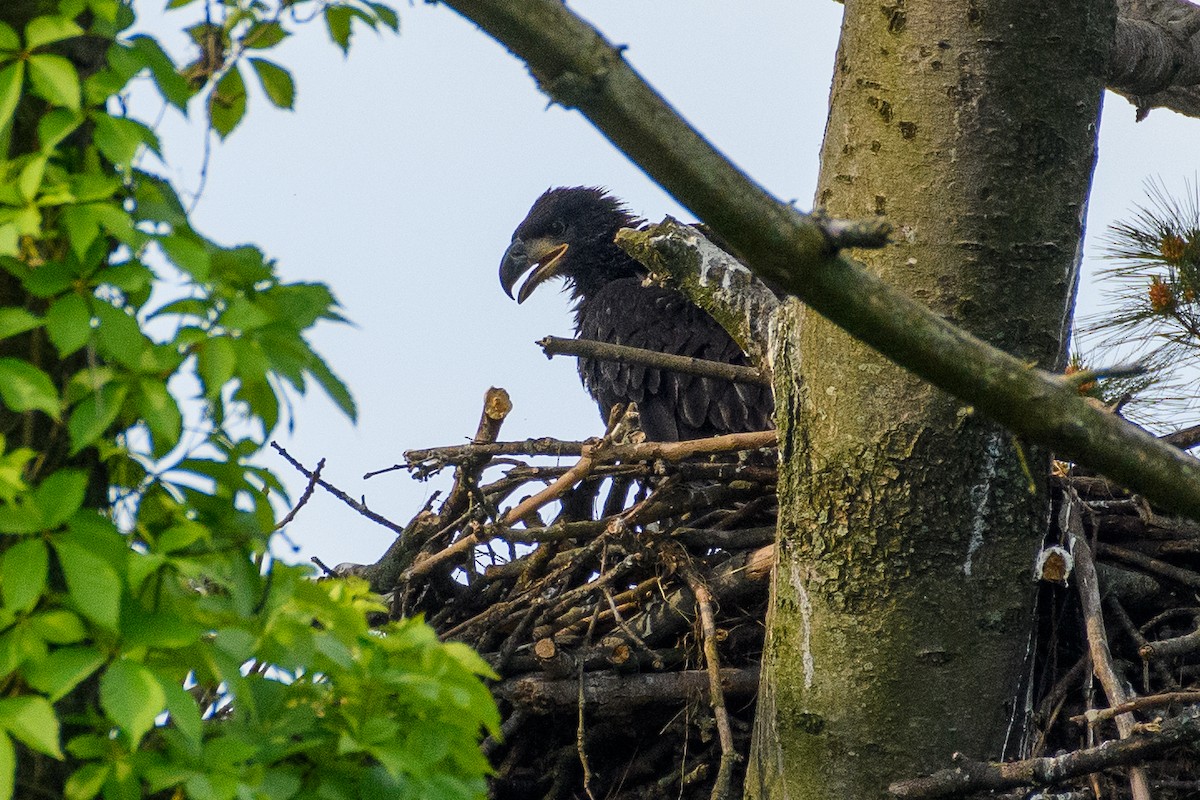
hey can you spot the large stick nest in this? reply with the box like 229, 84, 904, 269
286, 392, 1200, 800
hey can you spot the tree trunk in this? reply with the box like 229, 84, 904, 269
748, 2, 1115, 797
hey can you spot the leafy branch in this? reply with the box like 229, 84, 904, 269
0, 2, 496, 799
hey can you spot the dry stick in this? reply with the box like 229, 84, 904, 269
270, 442, 406, 536
607, 430, 776, 462
681, 563, 739, 800
1161, 423, 1200, 451
405, 429, 776, 478
439, 386, 513, 519
888, 706, 1200, 799
1063, 489, 1153, 800
1138, 616, 1200, 661
1105, 595, 1179, 691
274, 456, 323, 531
538, 334, 769, 386
1098, 542, 1200, 590
404, 445, 599, 581
401, 437, 589, 476
404, 430, 776, 582
1071, 691, 1200, 726
603, 587, 662, 669
577, 598, 603, 800
495, 668, 760, 712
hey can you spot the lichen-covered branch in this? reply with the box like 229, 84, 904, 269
615, 220, 781, 373
437, 0, 1200, 519
1111, 0, 1200, 119
888, 706, 1200, 799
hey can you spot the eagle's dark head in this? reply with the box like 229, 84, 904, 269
499, 187, 643, 304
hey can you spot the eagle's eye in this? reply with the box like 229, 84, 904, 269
547, 219, 567, 238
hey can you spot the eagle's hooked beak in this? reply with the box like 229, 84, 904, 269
499, 237, 570, 304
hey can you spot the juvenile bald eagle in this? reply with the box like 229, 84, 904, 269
499, 187, 774, 442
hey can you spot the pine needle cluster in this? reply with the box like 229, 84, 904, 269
1081, 179, 1200, 424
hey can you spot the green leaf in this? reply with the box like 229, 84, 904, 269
89, 202, 141, 248
28, 55, 80, 111
156, 521, 207, 553
208, 65, 247, 139
127, 35, 192, 110
0, 447, 32, 506
249, 58, 294, 110
0, 732, 11, 800
137, 379, 182, 455
60, 204, 100, 259
220, 296, 273, 332
25, 16, 84, 50
91, 300, 145, 367
1, 538, 48, 612
24, 646, 104, 702
37, 109, 83, 151
10, 205, 41, 236
131, 172, 188, 227
67, 173, 121, 204
52, 535, 121, 629
0, 308, 42, 341
45, 294, 92, 357
243, 21, 289, 50
92, 114, 159, 169
162, 681, 202, 745
368, 3, 400, 32
0, 696, 63, 758
307, 351, 357, 422
159, 232, 210, 280
64, 762, 108, 800
17, 155, 48, 202
34, 470, 88, 527
29, 609, 87, 644
100, 261, 154, 296
0, 226, 16, 258
324, 6, 354, 53
0, 22, 18, 52
197, 336, 235, 400
86, 0, 120, 23
0, 63, 25, 134
13, 258, 74, 298
67, 381, 127, 455
100, 660, 165, 747
0, 501, 44, 535
0, 359, 60, 419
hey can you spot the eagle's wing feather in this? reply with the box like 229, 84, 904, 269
577, 279, 772, 441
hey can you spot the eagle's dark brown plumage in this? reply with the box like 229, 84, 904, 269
499, 187, 773, 441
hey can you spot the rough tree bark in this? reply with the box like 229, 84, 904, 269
747, 2, 1116, 798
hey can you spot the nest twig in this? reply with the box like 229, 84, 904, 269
278, 390, 1200, 800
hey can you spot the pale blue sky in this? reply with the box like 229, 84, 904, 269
131, 2, 1197, 567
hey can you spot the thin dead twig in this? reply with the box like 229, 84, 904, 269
1099, 542, 1200, 591
271, 442, 406, 536
1064, 488, 1153, 800
1072, 691, 1200, 726
680, 559, 739, 800
275, 456, 324, 530
1161, 422, 1200, 451
887, 706, 1200, 799
539, 334, 769, 386
403, 437, 590, 478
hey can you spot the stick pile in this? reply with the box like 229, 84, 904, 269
286, 389, 1200, 800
